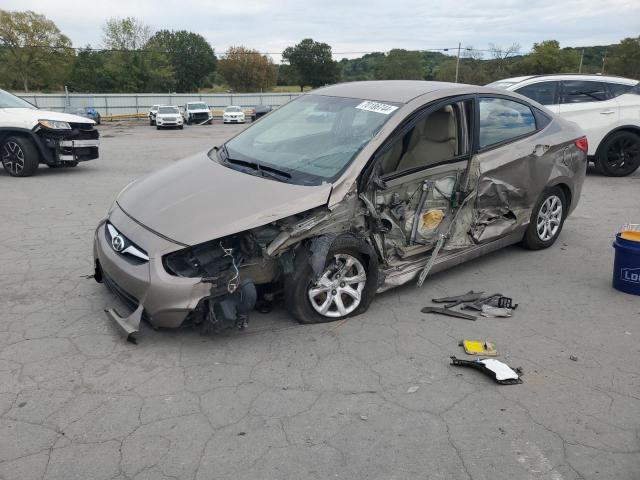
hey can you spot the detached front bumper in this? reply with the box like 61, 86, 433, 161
93, 208, 211, 338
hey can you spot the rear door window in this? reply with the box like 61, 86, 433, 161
607, 82, 635, 97
560, 81, 609, 104
478, 98, 537, 149
515, 81, 559, 106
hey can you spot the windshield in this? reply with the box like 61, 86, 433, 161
0, 89, 36, 109
486, 81, 517, 89
189, 103, 208, 110
226, 106, 242, 112
159, 106, 179, 114
219, 94, 400, 185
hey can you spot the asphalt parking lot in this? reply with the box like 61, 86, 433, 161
1, 122, 639, 480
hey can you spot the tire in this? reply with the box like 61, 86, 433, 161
595, 131, 640, 177
179, 125, 184, 130
96, 116, 101, 125
149, 118, 154, 126
522, 186, 567, 250
1, 136, 40, 177
285, 235, 379, 324
156, 125, 161, 130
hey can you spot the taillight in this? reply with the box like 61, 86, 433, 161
574, 137, 588, 154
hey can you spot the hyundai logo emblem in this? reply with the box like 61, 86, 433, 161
111, 234, 125, 252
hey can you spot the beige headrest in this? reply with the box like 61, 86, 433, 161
421, 108, 455, 143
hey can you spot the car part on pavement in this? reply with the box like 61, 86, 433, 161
460, 340, 498, 356
432, 290, 486, 308
450, 356, 523, 384
480, 305, 513, 317
420, 306, 477, 321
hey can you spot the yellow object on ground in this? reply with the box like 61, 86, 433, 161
461, 340, 498, 356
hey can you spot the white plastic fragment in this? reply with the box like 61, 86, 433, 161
479, 359, 520, 381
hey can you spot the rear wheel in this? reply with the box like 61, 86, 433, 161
1, 136, 40, 177
149, 118, 154, 126
522, 187, 567, 250
595, 131, 640, 177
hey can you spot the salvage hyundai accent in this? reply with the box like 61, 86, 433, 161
94, 81, 587, 340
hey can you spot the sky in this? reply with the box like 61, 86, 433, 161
4, 0, 640, 61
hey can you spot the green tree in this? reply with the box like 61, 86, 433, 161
146, 30, 216, 92
218, 46, 277, 92
0, 10, 73, 91
101, 17, 174, 92
282, 38, 339, 91
339, 52, 385, 82
607, 37, 640, 78
512, 40, 580, 75
374, 49, 425, 80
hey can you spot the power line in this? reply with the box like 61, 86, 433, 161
0, 43, 533, 56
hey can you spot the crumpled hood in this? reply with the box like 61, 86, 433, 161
117, 151, 332, 246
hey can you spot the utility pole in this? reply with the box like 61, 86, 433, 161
455, 42, 461, 83
578, 49, 584, 73
601, 48, 608, 74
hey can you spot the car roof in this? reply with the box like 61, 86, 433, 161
497, 74, 638, 86
312, 80, 474, 103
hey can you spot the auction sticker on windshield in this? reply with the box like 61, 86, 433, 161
355, 100, 399, 115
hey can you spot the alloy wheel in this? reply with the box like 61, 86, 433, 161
307, 254, 366, 318
536, 195, 563, 242
1, 141, 25, 175
605, 135, 640, 172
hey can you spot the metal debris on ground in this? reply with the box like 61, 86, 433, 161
407, 385, 420, 393
460, 340, 498, 356
450, 356, 523, 385
480, 305, 513, 318
569, 355, 578, 361
422, 290, 518, 321
421, 306, 477, 321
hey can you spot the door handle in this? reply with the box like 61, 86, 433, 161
599, 110, 616, 115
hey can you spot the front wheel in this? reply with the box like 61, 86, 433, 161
285, 236, 378, 324
1, 136, 40, 177
595, 131, 640, 177
522, 187, 567, 250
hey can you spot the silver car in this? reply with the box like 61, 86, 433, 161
94, 81, 587, 340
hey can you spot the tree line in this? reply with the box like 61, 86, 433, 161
0, 10, 638, 94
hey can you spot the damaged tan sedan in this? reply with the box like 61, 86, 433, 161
94, 81, 587, 340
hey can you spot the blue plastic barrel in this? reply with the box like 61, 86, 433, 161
612, 233, 640, 296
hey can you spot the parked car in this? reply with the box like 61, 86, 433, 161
223, 105, 246, 124
250, 105, 272, 121
68, 106, 101, 125
148, 105, 160, 126
183, 102, 212, 124
94, 80, 586, 340
155, 105, 183, 130
487, 74, 640, 176
0, 89, 99, 177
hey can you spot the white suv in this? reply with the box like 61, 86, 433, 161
488, 74, 640, 176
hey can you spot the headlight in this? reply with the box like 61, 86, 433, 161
38, 119, 71, 130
